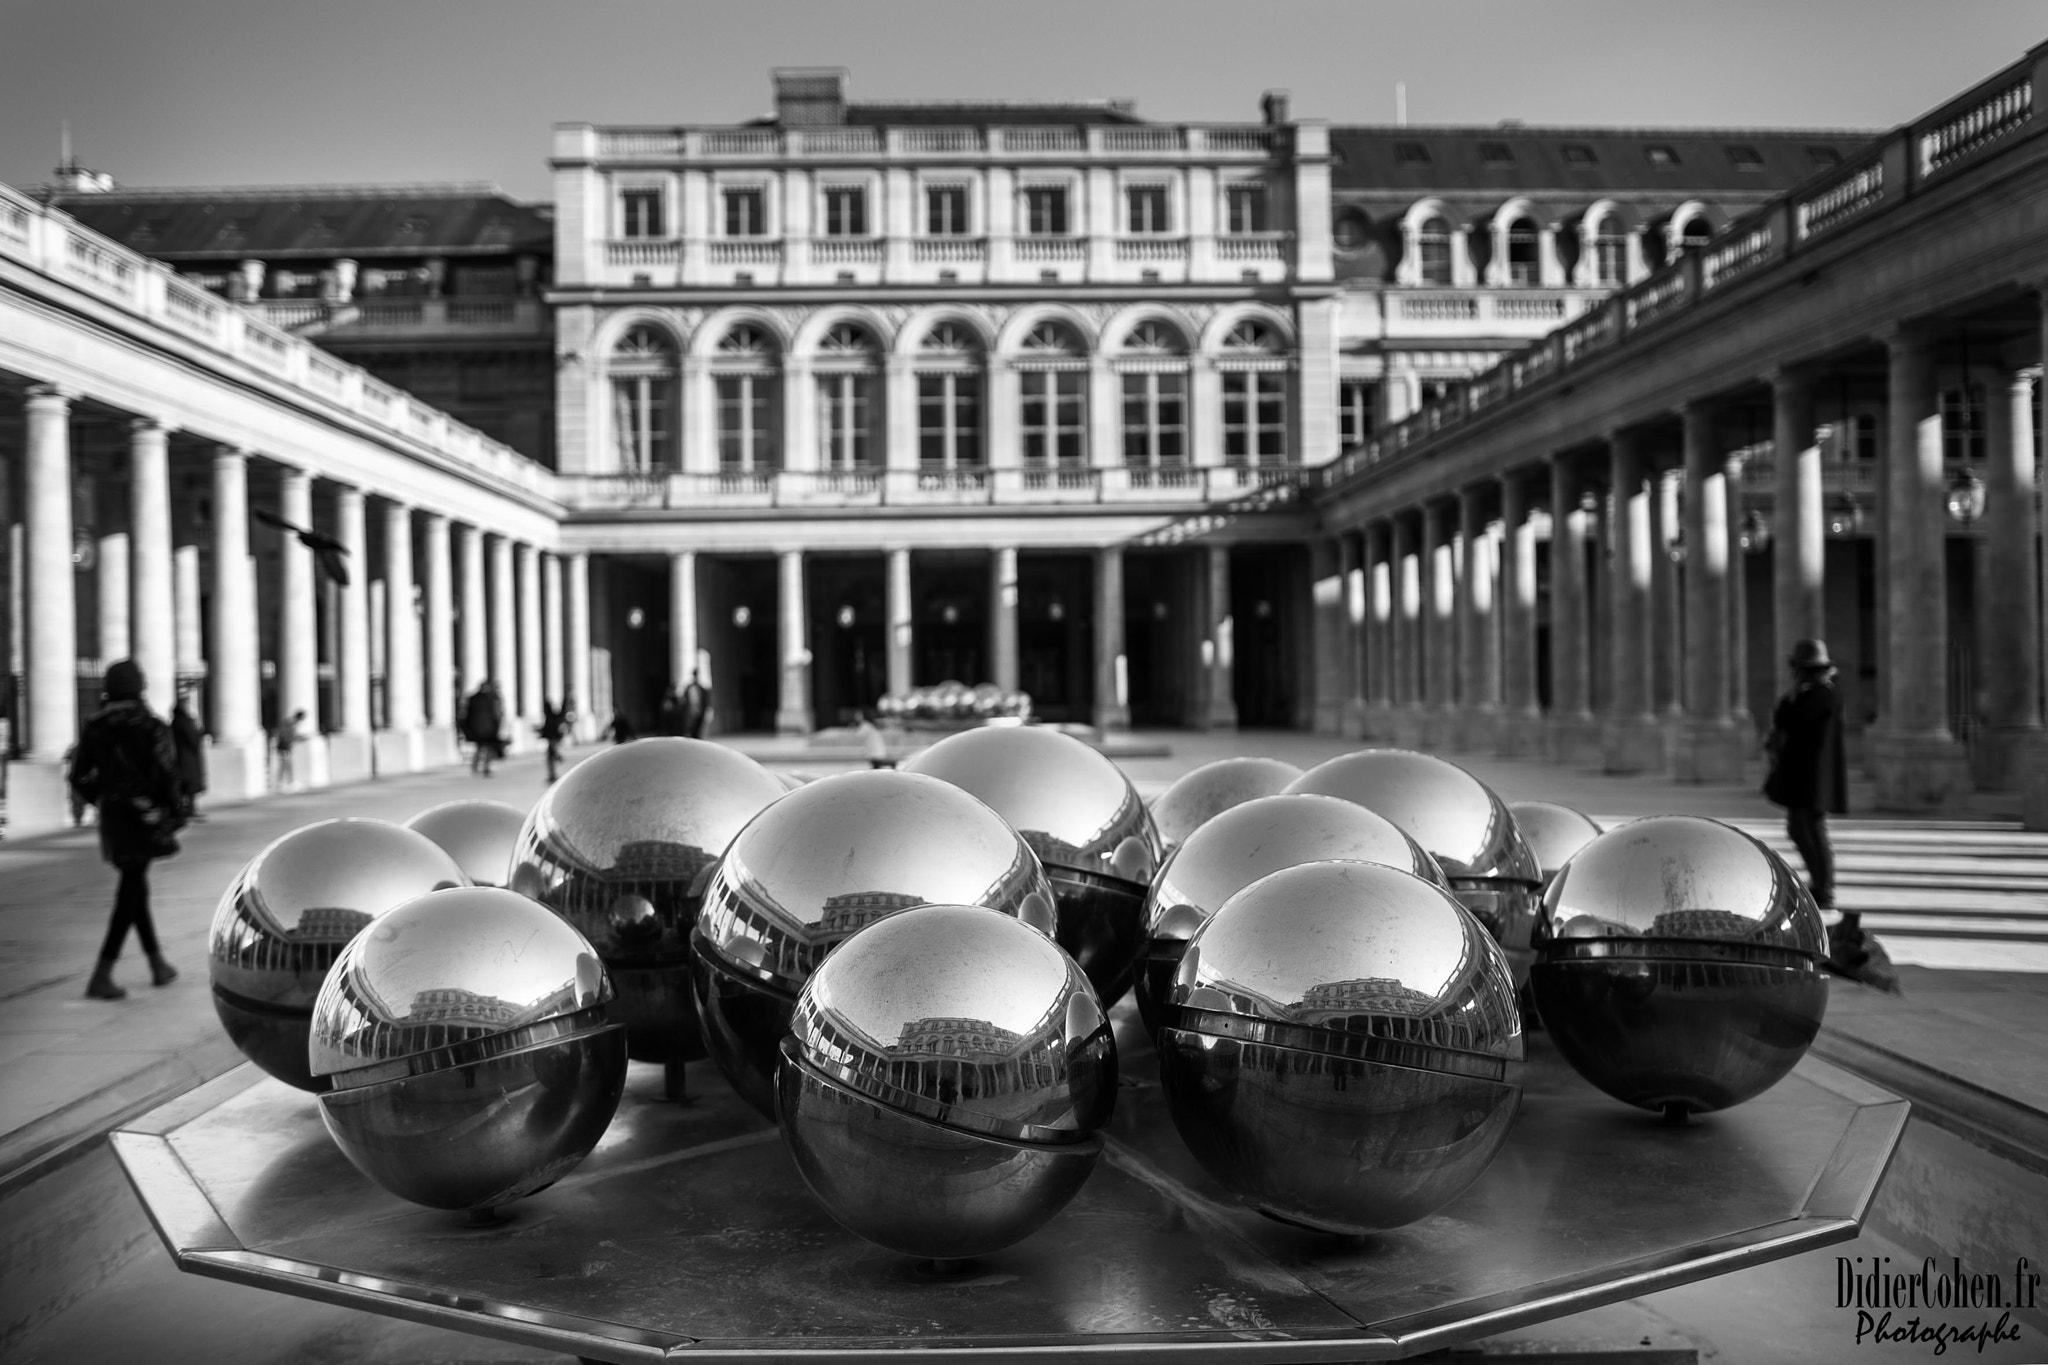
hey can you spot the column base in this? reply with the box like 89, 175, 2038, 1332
1312, 698, 1346, 736
1869, 726, 1972, 813
373, 728, 425, 775
1386, 705, 1426, 750
1972, 723, 2043, 792
2, 761, 74, 838
1340, 698, 1367, 739
327, 733, 374, 784
297, 736, 333, 790
419, 725, 461, 768
776, 708, 814, 737
1670, 717, 1750, 785
209, 738, 269, 801
1547, 712, 1603, 768
2023, 737, 2048, 832
1093, 702, 1131, 735
1203, 700, 1238, 732
1455, 708, 1500, 754
1359, 702, 1396, 742
1600, 715, 1666, 775
1417, 706, 1461, 753
1496, 708, 1548, 759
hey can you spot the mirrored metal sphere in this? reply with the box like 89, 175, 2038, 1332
507, 737, 785, 1064
1532, 815, 1829, 1117
1149, 756, 1304, 852
1507, 801, 1604, 889
208, 819, 467, 1092
1159, 860, 1522, 1234
1286, 749, 1543, 986
901, 726, 1159, 1005
1138, 793, 1446, 1034
311, 887, 626, 1212
693, 770, 1058, 1117
405, 799, 528, 887
778, 904, 1113, 1258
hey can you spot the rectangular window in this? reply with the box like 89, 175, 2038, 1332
1222, 372, 1287, 465
1225, 183, 1268, 234
621, 188, 664, 239
1121, 373, 1187, 467
723, 187, 766, 237
1644, 145, 1680, 166
823, 186, 868, 237
1479, 142, 1515, 166
1561, 143, 1598, 165
1727, 144, 1764, 170
1023, 186, 1068, 236
1020, 371, 1085, 464
716, 375, 777, 472
1338, 380, 1376, 448
817, 374, 875, 468
1126, 185, 1169, 234
918, 374, 982, 468
1394, 142, 1431, 165
926, 185, 969, 236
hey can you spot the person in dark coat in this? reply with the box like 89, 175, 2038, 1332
1765, 638, 1896, 993
66, 660, 184, 1000
170, 690, 208, 821
465, 680, 504, 776
539, 697, 571, 782
679, 670, 710, 739
656, 685, 684, 737
603, 707, 638, 744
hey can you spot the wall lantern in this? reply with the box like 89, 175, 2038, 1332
1825, 493, 1864, 538
1945, 466, 1987, 527
1666, 529, 1686, 565
836, 604, 855, 629
941, 602, 960, 626
1254, 599, 1273, 620
1737, 509, 1772, 556
1048, 599, 1065, 623
732, 604, 752, 629
625, 606, 645, 630
1152, 601, 1169, 621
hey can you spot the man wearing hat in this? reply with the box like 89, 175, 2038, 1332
1765, 638, 1898, 992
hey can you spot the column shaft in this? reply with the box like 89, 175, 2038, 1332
1094, 545, 1130, 732
210, 450, 261, 748
1498, 471, 1541, 753
1550, 455, 1590, 722
1602, 432, 1659, 771
776, 550, 813, 733
990, 547, 1019, 692
887, 548, 913, 695
1311, 537, 1345, 735
129, 420, 177, 705
1976, 366, 2041, 788
1421, 501, 1453, 712
1675, 404, 1745, 781
1366, 522, 1393, 723
23, 389, 76, 757
568, 554, 593, 735
1725, 452, 1753, 731
543, 552, 565, 708
383, 503, 420, 731
98, 532, 131, 664
459, 525, 487, 692
670, 550, 699, 688
1772, 371, 1826, 664
1205, 544, 1236, 729
1392, 514, 1420, 725
518, 542, 543, 728
275, 468, 319, 776
336, 489, 371, 733
1458, 486, 1498, 744
174, 545, 203, 684
423, 514, 456, 729
490, 536, 516, 698
1652, 466, 1683, 717
1340, 531, 1367, 734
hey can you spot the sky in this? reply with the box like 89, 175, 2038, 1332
2, 0, 2043, 203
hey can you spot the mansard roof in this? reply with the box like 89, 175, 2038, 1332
837, 100, 1146, 127
1330, 125, 1879, 195
51, 184, 553, 260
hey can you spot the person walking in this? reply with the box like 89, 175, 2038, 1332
540, 696, 571, 782
273, 708, 306, 791
680, 670, 711, 739
466, 680, 504, 776
1765, 638, 1897, 993
603, 706, 638, 744
657, 684, 685, 737
170, 689, 208, 821
66, 660, 184, 1000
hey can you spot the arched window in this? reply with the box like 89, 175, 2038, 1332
712, 323, 779, 476
1119, 321, 1189, 473
1218, 320, 1288, 466
610, 325, 677, 471
1016, 321, 1087, 472
814, 323, 880, 472
1675, 216, 1712, 252
1332, 210, 1370, 251
917, 322, 984, 472
1414, 215, 1453, 285
1588, 211, 1627, 286
1504, 216, 1540, 285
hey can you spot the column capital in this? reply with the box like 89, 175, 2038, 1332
128, 414, 178, 437
1872, 318, 1940, 351
1763, 362, 1823, 393
419, 507, 451, 527
25, 383, 76, 407
213, 445, 252, 466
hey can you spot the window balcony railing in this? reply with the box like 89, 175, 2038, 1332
708, 239, 783, 266
809, 237, 885, 266
1115, 237, 1188, 263
911, 237, 987, 264
1214, 232, 1288, 262
1014, 237, 1088, 263
559, 463, 1308, 511
606, 238, 680, 266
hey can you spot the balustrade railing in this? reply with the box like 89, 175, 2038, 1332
1115, 237, 1188, 262
66, 233, 135, 296
708, 239, 783, 266
901, 128, 982, 152
1920, 74, 2034, 177
809, 238, 885, 266
1002, 127, 1086, 153
794, 128, 882, 155
1204, 128, 1273, 153
1796, 160, 1885, 241
703, 130, 782, 156
911, 237, 986, 263
606, 239, 680, 266
1014, 237, 1087, 262
600, 131, 685, 158
562, 463, 1306, 510
1215, 232, 1288, 262
1104, 127, 1183, 152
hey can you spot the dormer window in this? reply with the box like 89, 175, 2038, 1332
1414, 214, 1452, 285
1479, 142, 1515, 166
1808, 145, 1844, 166
1394, 141, 1431, 166
1726, 144, 1764, 170
1644, 145, 1680, 167
1561, 143, 1598, 165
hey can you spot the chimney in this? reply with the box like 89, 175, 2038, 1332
772, 67, 849, 126
1261, 90, 1291, 126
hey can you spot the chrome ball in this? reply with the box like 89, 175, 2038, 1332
694, 770, 1057, 1117
1159, 860, 1522, 1234
901, 726, 1159, 1005
1532, 815, 1829, 1117
1138, 793, 1446, 1034
1149, 756, 1304, 852
310, 887, 625, 1212
778, 904, 1113, 1258
208, 819, 466, 1092
1286, 749, 1543, 986
405, 798, 528, 887
508, 737, 785, 1064
1507, 801, 1603, 890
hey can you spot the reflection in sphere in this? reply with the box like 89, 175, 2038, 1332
1159, 860, 1522, 1234
1532, 815, 1829, 1118
311, 887, 625, 1212
208, 818, 467, 1091
901, 726, 1159, 1005
693, 769, 1057, 1117
405, 799, 528, 887
778, 905, 1113, 1258
1287, 749, 1543, 986
507, 737, 785, 1065
1149, 756, 1304, 852
1138, 793, 1445, 1034
1507, 801, 1603, 889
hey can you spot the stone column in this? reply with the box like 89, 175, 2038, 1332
776, 549, 813, 734
23, 387, 76, 763
174, 545, 203, 694
518, 541, 543, 733
1205, 544, 1237, 730
1339, 532, 1367, 736
1977, 365, 2041, 790
1603, 430, 1660, 771
1871, 326, 1969, 809
1674, 403, 1746, 782
329, 486, 372, 782
1771, 368, 1826, 668
1497, 469, 1543, 756
1725, 448, 1756, 737
209, 448, 265, 797
276, 467, 327, 785
1364, 521, 1394, 738
1548, 452, 1596, 764
887, 547, 913, 696
1420, 499, 1454, 748
990, 547, 1019, 692
377, 501, 423, 771
98, 530, 130, 665
1391, 512, 1422, 746
1651, 465, 1684, 726
568, 553, 594, 741
422, 513, 457, 760
670, 550, 699, 690
458, 525, 487, 693
1311, 537, 1346, 735
1458, 485, 1499, 750
1094, 545, 1130, 733
490, 536, 517, 731
128, 419, 177, 710
543, 552, 565, 714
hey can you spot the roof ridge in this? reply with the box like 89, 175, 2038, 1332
1332, 124, 1882, 139
52, 181, 516, 200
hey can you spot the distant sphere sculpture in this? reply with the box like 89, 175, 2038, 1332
1158, 860, 1523, 1234
777, 905, 1114, 1259
1138, 793, 1446, 1034
693, 769, 1058, 1117
507, 737, 785, 1067
901, 726, 1159, 1004
208, 818, 466, 1092
1507, 801, 1604, 890
1286, 750, 1544, 986
310, 887, 626, 1212
1148, 756, 1304, 852
1531, 815, 1829, 1118
405, 799, 528, 887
